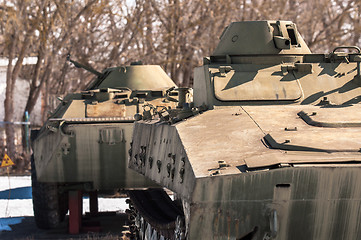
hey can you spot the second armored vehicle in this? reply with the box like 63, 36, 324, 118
31, 61, 180, 229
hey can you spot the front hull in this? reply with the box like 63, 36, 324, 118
34, 122, 156, 190
188, 166, 361, 239
129, 119, 361, 239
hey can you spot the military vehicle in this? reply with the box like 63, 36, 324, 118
31, 59, 180, 229
128, 20, 361, 239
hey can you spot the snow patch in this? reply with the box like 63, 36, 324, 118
0, 176, 31, 192
0, 176, 129, 232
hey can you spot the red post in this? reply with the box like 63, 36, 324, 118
69, 190, 83, 234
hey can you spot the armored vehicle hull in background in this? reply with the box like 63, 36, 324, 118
129, 21, 361, 239
31, 63, 178, 229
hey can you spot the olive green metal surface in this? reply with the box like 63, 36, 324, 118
32, 64, 176, 190
129, 21, 361, 239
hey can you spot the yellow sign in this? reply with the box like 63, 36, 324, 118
1, 154, 15, 167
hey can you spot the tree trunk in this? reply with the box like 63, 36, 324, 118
5, 21, 35, 170
4, 34, 16, 160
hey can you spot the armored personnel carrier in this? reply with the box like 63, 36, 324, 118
128, 21, 361, 239
31, 60, 180, 229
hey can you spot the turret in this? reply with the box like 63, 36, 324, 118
194, 20, 361, 109
212, 20, 311, 57
87, 63, 176, 90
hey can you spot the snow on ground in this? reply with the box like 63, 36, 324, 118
0, 176, 128, 232
0, 176, 31, 191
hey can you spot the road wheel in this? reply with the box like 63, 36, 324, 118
127, 189, 186, 240
31, 155, 68, 229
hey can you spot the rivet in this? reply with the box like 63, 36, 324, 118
167, 163, 171, 177
133, 154, 138, 166
149, 157, 153, 169
157, 160, 162, 173
171, 168, 175, 181
181, 157, 185, 166
179, 168, 185, 183
231, 35, 238, 42
284, 127, 297, 131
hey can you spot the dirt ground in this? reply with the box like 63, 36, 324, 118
0, 213, 130, 240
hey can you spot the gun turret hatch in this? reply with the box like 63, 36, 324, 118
212, 20, 311, 56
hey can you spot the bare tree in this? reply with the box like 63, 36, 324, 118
1, 0, 361, 171
0, 0, 99, 166
1, 1, 43, 162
